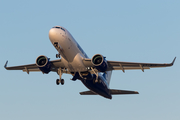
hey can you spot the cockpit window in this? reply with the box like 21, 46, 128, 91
61, 28, 65, 31
55, 26, 61, 28
53, 26, 65, 32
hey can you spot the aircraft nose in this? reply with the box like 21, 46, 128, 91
49, 28, 57, 40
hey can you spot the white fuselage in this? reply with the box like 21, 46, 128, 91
49, 26, 112, 99
49, 26, 88, 73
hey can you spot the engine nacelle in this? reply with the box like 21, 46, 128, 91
91, 54, 108, 72
36, 55, 51, 74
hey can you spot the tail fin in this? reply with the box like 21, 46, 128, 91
103, 70, 112, 85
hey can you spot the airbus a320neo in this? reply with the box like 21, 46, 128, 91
4, 26, 176, 99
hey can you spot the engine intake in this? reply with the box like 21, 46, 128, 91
91, 54, 108, 72
36, 55, 51, 74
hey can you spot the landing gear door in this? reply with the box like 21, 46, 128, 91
53, 42, 63, 53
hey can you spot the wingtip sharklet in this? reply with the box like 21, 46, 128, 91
4, 61, 8, 69
171, 57, 176, 65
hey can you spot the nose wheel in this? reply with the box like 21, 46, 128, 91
56, 54, 60, 58
56, 79, 64, 85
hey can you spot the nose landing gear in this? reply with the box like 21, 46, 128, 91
53, 42, 62, 58
56, 54, 60, 58
56, 79, 64, 85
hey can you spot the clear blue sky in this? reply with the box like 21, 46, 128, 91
0, 0, 179, 120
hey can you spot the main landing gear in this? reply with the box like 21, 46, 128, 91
91, 67, 101, 84
93, 78, 101, 84
56, 68, 64, 85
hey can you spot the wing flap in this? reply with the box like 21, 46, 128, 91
111, 66, 150, 70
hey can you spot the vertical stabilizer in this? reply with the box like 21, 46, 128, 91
103, 71, 112, 86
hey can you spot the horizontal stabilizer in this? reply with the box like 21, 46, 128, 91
80, 90, 97, 95
80, 89, 139, 95
110, 89, 139, 95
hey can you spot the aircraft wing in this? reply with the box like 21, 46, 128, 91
4, 59, 67, 74
83, 57, 176, 72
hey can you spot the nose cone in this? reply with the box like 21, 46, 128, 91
49, 28, 57, 40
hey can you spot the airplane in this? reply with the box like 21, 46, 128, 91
4, 26, 176, 99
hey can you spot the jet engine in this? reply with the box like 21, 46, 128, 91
91, 54, 108, 72
36, 55, 51, 74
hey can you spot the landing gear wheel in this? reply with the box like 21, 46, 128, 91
56, 79, 60, 85
93, 79, 101, 84
93, 79, 97, 84
56, 79, 64, 85
61, 79, 64, 85
56, 54, 60, 58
